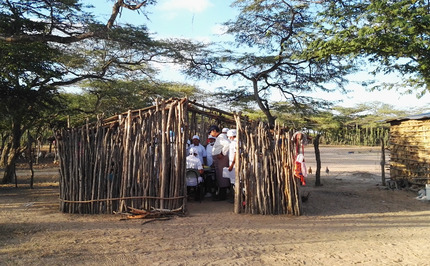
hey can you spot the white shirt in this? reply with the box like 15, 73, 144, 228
212, 133, 230, 156
186, 154, 203, 186
206, 143, 214, 166
228, 139, 237, 165
190, 143, 207, 165
186, 154, 203, 170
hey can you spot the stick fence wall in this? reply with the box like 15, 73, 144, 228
56, 98, 302, 215
389, 116, 430, 184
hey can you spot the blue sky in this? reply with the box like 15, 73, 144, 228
88, 0, 430, 111
90, 0, 234, 40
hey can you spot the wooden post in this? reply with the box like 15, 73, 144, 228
381, 137, 386, 186
314, 134, 322, 186
27, 130, 34, 189
233, 113, 241, 214
160, 101, 167, 209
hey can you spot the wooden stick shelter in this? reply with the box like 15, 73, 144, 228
56, 98, 302, 215
387, 112, 430, 185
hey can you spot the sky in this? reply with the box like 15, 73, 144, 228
88, 0, 430, 112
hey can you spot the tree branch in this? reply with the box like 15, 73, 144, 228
107, 0, 150, 29
1, 31, 97, 43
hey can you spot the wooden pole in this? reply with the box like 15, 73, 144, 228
28, 130, 34, 189
381, 137, 386, 186
160, 100, 167, 209
314, 134, 322, 187
233, 113, 241, 214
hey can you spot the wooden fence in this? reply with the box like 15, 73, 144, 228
234, 119, 301, 215
389, 118, 430, 184
56, 98, 302, 215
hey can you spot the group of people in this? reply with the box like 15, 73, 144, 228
186, 125, 237, 201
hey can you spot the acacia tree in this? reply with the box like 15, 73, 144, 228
316, 0, 430, 96
0, 38, 64, 182
58, 80, 202, 127
0, 0, 198, 183
186, 0, 355, 126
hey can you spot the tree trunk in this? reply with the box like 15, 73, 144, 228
0, 141, 11, 168
35, 138, 41, 165
252, 79, 276, 126
3, 151, 18, 184
2, 121, 22, 184
0, 133, 8, 153
314, 134, 322, 186
28, 131, 35, 189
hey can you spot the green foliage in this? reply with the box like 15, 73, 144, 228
201, 87, 256, 112
0, 41, 61, 130
0, 0, 198, 183
316, 0, 430, 96
272, 98, 335, 129
52, 79, 202, 128
305, 101, 411, 146
78, 79, 201, 117
187, 0, 356, 126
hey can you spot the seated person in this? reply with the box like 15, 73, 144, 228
190, 135, 207, 165
186, 147, 204, 186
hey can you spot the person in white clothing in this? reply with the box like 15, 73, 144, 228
212, 130, 230, 158
226, 129, 237, 184
225, 129, 237, 203
209, 125, 231, 200
204, 134, 217, 197
190, 135, 207, 165
205, 135, 216, 167
185, 139, 191, 155
186, 147, 204, 186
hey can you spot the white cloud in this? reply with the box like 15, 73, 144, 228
159, 0, 213, 13
211, 24, 228, 35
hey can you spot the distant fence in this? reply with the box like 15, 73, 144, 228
320, 126, 389, 146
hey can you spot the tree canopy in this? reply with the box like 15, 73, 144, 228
0, 0, 199, 183
2, 0, 429, 185
315, 0, 430, 97
185, 0, 356, 125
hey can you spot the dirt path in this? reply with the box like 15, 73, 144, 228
1, 146, 429, 265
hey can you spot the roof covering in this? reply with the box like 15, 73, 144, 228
387, 112, 430, 123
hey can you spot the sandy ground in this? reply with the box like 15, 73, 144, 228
1, 146, 430, 265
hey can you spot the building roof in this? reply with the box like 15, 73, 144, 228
387, 112, 430, 123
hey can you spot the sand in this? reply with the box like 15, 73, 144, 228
1, 146, 429, 265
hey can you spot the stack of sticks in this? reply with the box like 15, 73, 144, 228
120, 206, 185, 224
